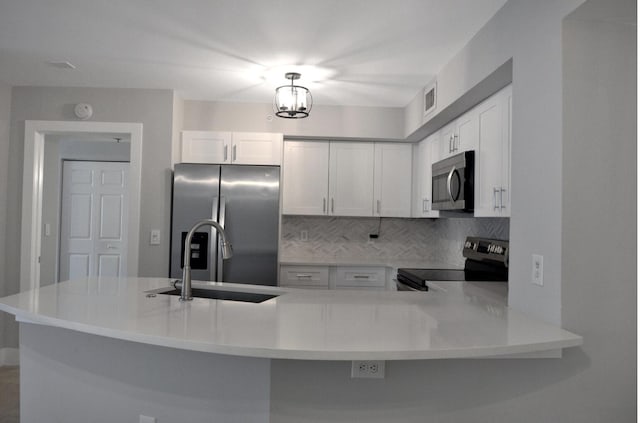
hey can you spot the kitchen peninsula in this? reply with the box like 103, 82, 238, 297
0, 277, 581, 423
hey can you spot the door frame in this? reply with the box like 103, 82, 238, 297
21, 121, 143, 292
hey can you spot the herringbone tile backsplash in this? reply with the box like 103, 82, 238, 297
281, 216, 509, 267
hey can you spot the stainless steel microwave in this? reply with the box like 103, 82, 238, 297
432, 151, 475, 211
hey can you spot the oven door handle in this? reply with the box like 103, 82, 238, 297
446, 166, 460, 203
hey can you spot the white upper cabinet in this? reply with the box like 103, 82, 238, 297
455, 108, 480, 153
329, 142, 375, 216
181, 131, 231, 164
232, 132, 283, 165
412, 85, 512, 218
283, 141, 408, 217
282, 141, 330, 215
439, 121, 457, 159
439, 108, 480, 159
374, 143, 412, 217
474, 85, 512, 217
181, 131, 283, 165
412, 133, 440, 218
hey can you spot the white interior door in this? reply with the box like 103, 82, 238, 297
59, 161, 129, 281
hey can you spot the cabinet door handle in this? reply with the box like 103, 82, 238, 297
449, 135, 453, 153
331, 198, 334, 213
224, 145, 228, 161
454, 134, 459, 151
296, 274, 312, 278
423, 199, 429, 213
493, 188, 500, 210
232, 145, 237, 161
353, 275, 370, 279
323, 198, 326, 213
376, 199, 381, 214
500, 188, 506, 209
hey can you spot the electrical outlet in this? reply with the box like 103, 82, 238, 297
532, 254, 543, 286
300, 230, 308, 242
351, 360, 385, 379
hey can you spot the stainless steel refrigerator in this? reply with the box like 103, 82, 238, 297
170, 163, 280, 286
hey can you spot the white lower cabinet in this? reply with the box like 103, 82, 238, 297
334, 266, 386, 290
280, 265, 388, 290
279, 266, 329, 289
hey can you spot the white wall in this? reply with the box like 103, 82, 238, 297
4, 87, 175, 347
40, 137, 131, 285
183, 101, 405, 141
0, 81, 11, 350
171, 92, 184, 166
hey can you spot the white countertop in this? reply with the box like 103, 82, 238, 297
0, 277, 582, 360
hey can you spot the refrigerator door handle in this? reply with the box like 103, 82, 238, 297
216, 196, 227, 281
211, 196, 220, 281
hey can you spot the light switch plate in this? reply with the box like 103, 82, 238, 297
150, 229, 161, 245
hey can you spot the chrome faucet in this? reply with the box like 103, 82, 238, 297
181, 219, 233, 301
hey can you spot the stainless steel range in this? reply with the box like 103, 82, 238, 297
396, 237, 509, 291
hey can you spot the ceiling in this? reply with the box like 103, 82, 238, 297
0, 0, 507, 108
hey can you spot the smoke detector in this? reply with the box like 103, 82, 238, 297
74, 103, 93, 120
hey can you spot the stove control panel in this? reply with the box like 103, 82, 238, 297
463, 237, 509, 265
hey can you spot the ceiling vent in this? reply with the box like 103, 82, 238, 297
46, 61, 76, 70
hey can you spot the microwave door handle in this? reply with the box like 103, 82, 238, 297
446, 166, 456, 203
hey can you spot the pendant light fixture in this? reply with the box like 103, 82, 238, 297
274, 72, 313, 119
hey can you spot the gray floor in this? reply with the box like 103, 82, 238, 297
0, 366, 19, 423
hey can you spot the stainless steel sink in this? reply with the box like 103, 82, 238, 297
154, 288, 279, 303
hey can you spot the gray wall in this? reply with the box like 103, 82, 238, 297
4, 87, 175, 348
184, 101, 405, 141
270, 1, 636, 422
0, 81, 11, 350
40, 137, 131, 286
20, 323, 271, 423
561, 0, 637, 415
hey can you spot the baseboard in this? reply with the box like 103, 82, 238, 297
0, 347, 19, 366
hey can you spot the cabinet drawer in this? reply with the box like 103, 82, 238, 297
335, 266, 386, 288
280, 266, 329, 288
